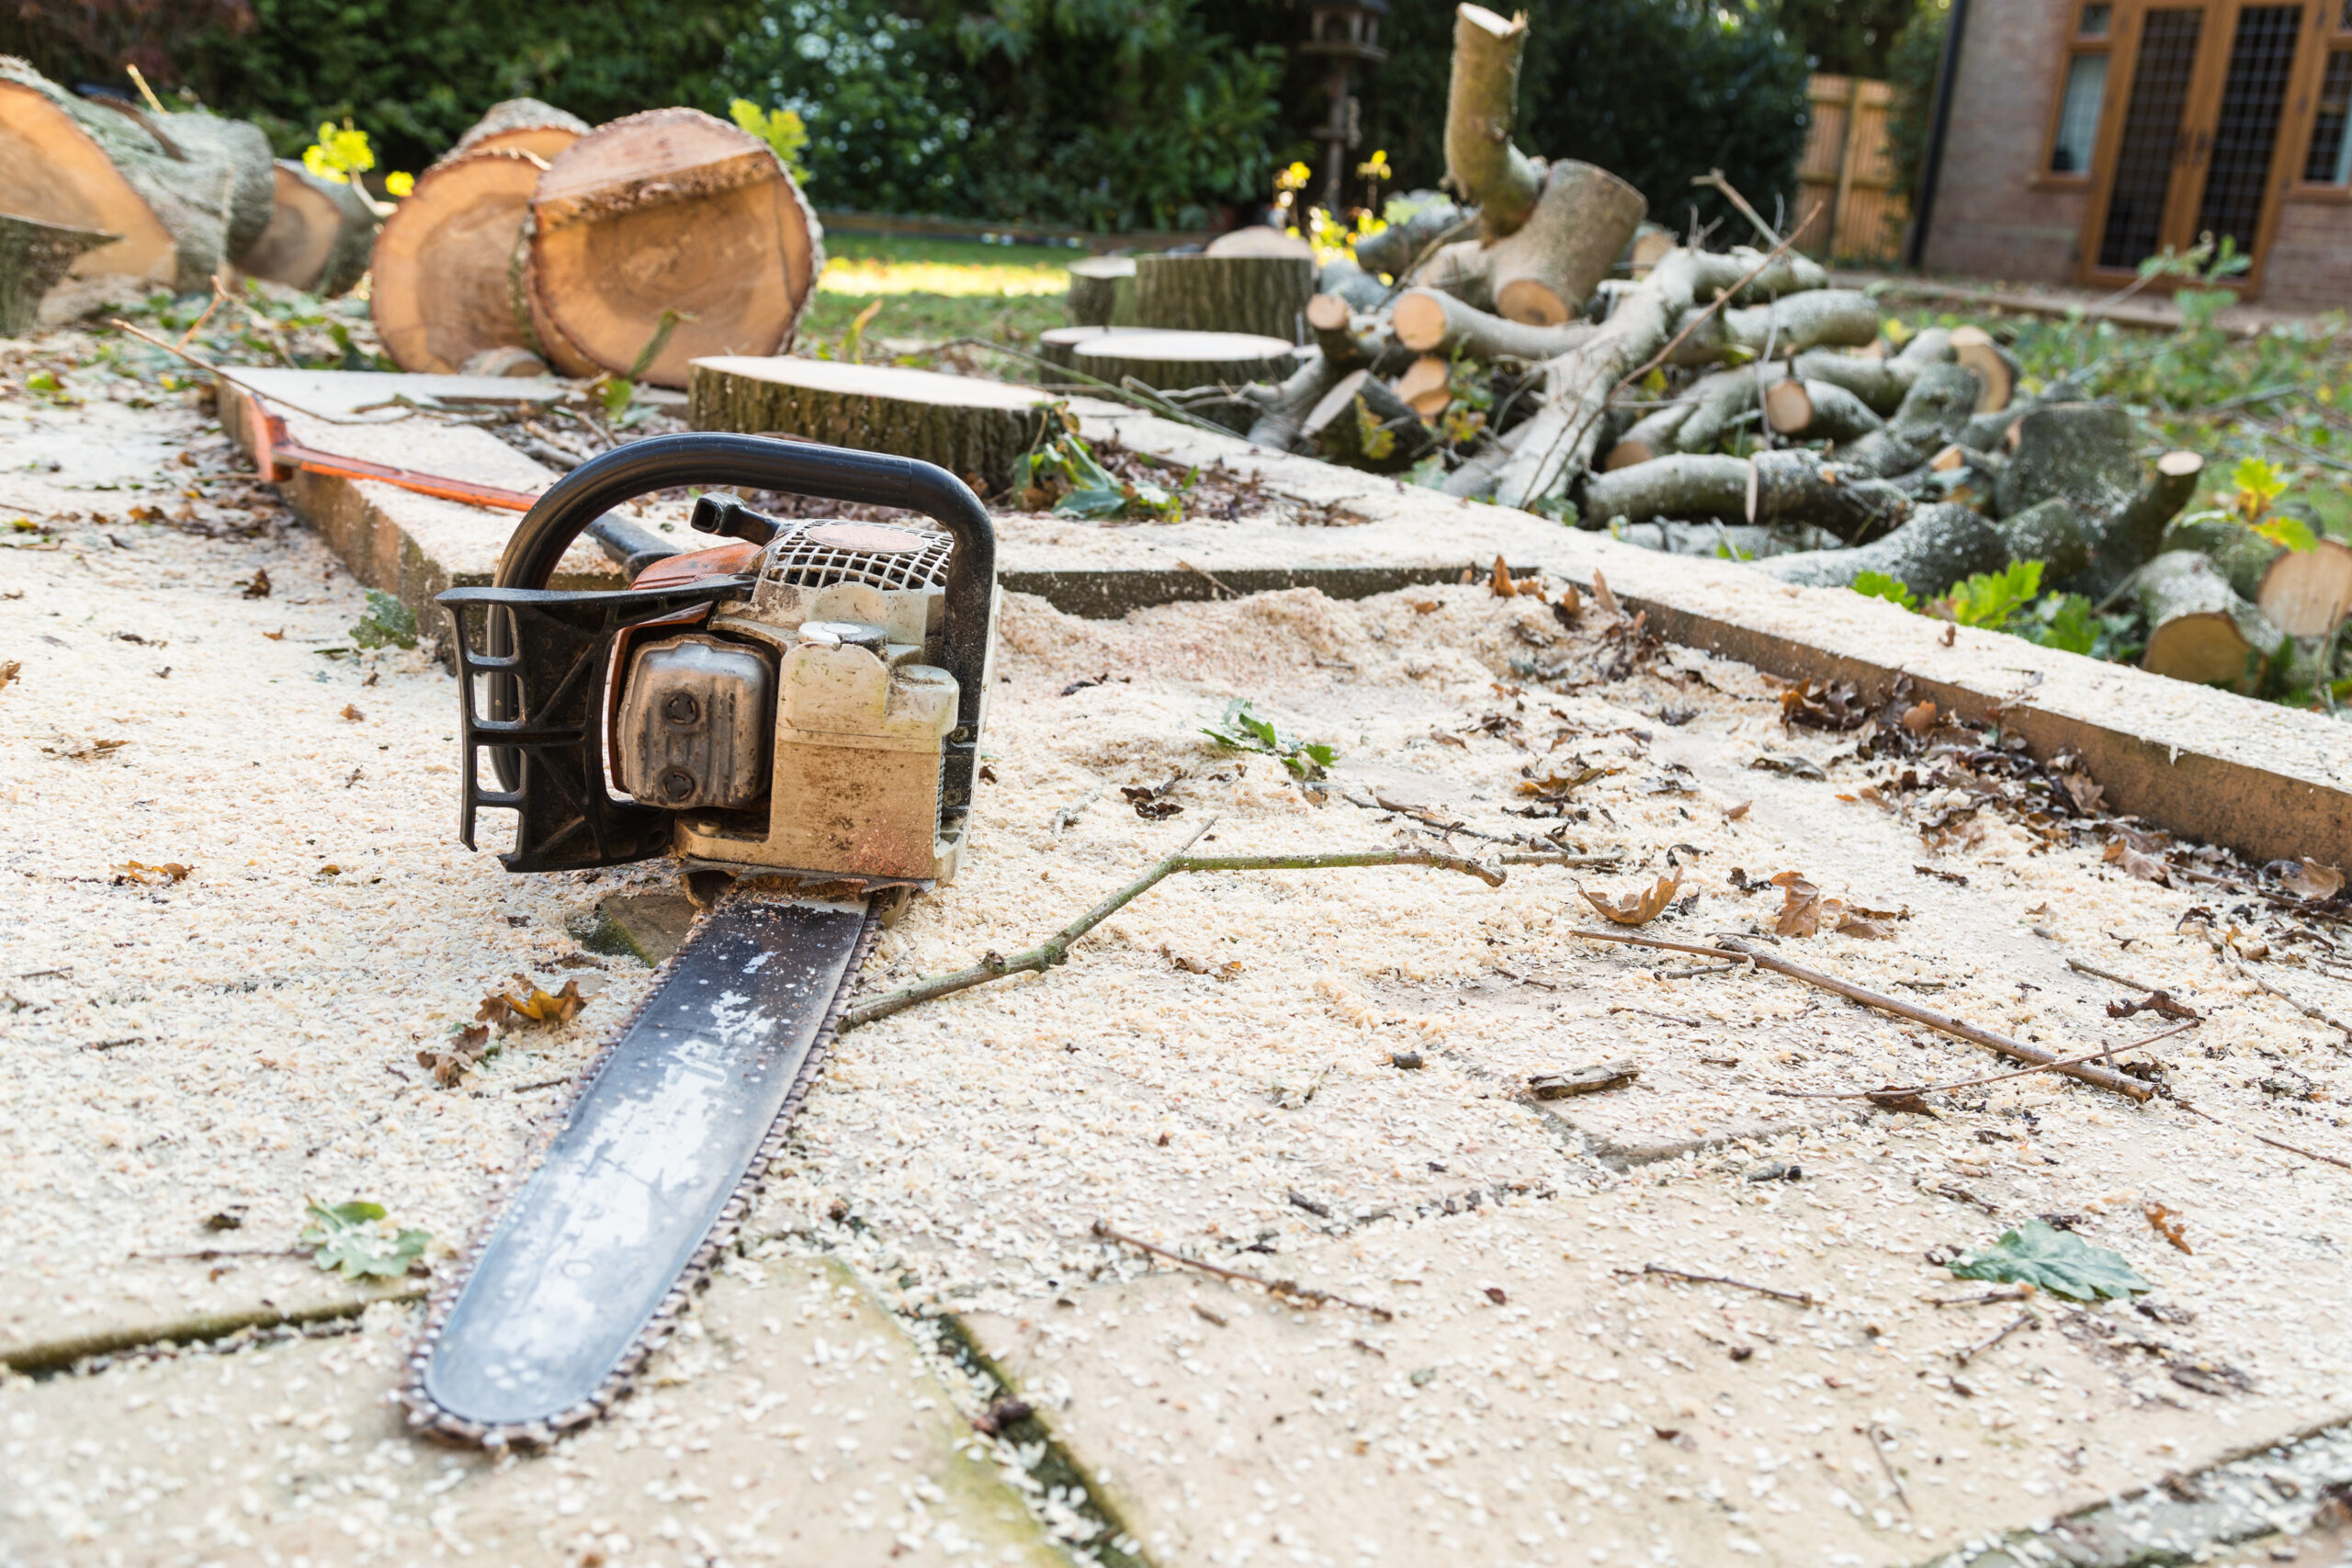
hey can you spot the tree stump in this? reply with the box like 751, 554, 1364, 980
689, 356, 1057, 495
1069, 329, 1297, 390
1134, 254, 1314, 342
1204, 226, 1314, 260
1041, 324, 1121, 370
371, 150, 541, 375
240, 161, 378, 297
1066, 256, 1136, 327
445, 98, 590, 164
0, 213, 116, 335
2137, 549, 2287, 692
529, 107, 822, 388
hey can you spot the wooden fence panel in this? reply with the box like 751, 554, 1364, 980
1796, 73, 1908, 264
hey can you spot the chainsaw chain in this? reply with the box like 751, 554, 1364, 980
400, 886, 880, 1450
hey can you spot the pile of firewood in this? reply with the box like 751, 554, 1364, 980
1208, 4, 2351, 694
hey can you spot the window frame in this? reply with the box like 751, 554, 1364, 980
2288, 7, 2352, 199
2038, 5, 2121, 186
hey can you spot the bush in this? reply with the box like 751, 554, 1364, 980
1885, 0, 1950, 202
1359, 0, 1809, 238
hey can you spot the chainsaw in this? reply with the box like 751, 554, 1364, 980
407, 432, 996, 1448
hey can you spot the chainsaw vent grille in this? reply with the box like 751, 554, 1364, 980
761, 522, 953, 592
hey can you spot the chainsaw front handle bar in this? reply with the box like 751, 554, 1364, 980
495, 433, 997, 745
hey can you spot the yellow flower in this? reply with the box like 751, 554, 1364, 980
384, 171, 414, 197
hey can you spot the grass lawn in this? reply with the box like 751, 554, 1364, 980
800, 233, 1073, 367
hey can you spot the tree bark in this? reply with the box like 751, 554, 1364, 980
2077, 449, 2204, 600
1792, 329, 1951, 415
2165, 517, 2352, 638
1609, 519, 1843, 557
1995, 498, 2088, 582
1444, 5, 1544, 235
1317, 255, 1389, 310
1068, 256, 1138, 328
1306, 292, 1415, 374
1391, 287, 1593, 360
162, 111, 276, 265
1831, 363, 1982, 478
529, 107, 822, 388
373, 150, 542, 374
1665, 366, 1768, 455
240, 160, 379, 296
1354, 195, 1465, 278
1667, 288, 1882, 367
1995, 403, 2138, 517
1419, 160, 1646, 323
1244, 354, 1344, 450
2136, 549, 2287, 693
1746, 448, 1915, 543
1757, 503, 2008, 598
0, 213, 115, 334
1135, 254, 1314, 341
689, 356, 1056, 495
1301, 367, 1437, 473
1583, 453, 1751, 525
1071, 329, 1298, 390
446, 98, 590, 164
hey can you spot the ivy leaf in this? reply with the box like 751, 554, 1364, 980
1849, 570, 1917, 610
349, 589, 417, 650
300, 1198, 429, 1280
1949, 1218, 2150, 1301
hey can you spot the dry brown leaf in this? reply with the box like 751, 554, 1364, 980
1490, 555, 1516, 598
42, 735, 128, 761
1516, 763, 1618, 800
1900, 699, 1938, 735
2281, 858, 2345, 902
2103, 839, 2170, 886
478, 975, 586, 1028
1723, 799, 1751, 821
1590, 570, 1623, 620
340, 703, 365, 722
262, 627, 286, 641
417, 1023, 494, 1089
2143, 1201, 2193, 1255
1864, 1089, 1939, 1116
240, 568, 271, 599
1580, 874, 1681, 927
1835, 905, 1902, 940
0, 660, 18, 692
1554, 583, 1583, 624
1771, 872, 1824, 937
111, 861, 191, 886
1409, 598, 1441, 615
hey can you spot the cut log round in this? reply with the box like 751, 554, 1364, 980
1392, 286, 1593, 361
0, 213, 115, 334
2136, 549, 2287, 692
1948, 325, 2016, 412
1244, 353, 1344, 450
1584, 453, 1751, 524
1300, 367, 1436, 474
2081, 448, 2204, 599
1746, 448, 1915, 543
372, 150, 541, 374
1317, 255, 1388, 311
1668, 288, 1882, 367
1394, 356, 1453, 417
1205, 226, 1314, 259
1762, 378, 1883, 444
1757, 503, 2007, 598
0, 60, 260, 290
1307, 295, 1408, 374
445, 98, 589, 164
1067, 255, 1137, 328
530, 107, 822, 388
1040, 324, 1125, 370
689, 356, 1055, 495
1069, 329, 1296, 391
1445, 5, 1544, 235
510, 216, 602, 378
2166, 517, 2352, 638
1420, 161, 1646, 323
1354, 195, 1465, 279
1625, 223, 1676, 275
1133, 254, 1314, 342
240, 161, 378, 296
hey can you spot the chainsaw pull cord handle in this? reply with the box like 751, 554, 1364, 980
493, 433, 997, 749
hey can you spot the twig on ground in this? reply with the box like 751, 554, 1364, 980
1953, 1310, 2036, 1366
1177, 559, 1242, 599
1498, 850, 1624, 867
841, 828, 1502, 1029
1919, 1181, 2001, 1215
2171, 1099, 2352, 1172
1660, 962, 1743, 980
1564, 929, 2154, 1101
1866, 1424, 1912, 1511
107, 320, 399, 426
1615, 1262, 1815, 1306
1608, 1005, 1702, 1026
1925, 1286, 2034, 1307
1049, 785, 1102, 833
2066, 957, 2166, 993
508, 1077, 571, 1094
1772, 1021, 2199, 1103
1092, 1220, 1392, 1320
174, 273, 233, 350
2231, 956, 2352, 1043
1491, 964, 1561, 990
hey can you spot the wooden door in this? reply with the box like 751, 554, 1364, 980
2080, 0, 2317, 292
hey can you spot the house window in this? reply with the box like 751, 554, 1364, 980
2307, 49, 2352, 183
2052, 52, 2110, 172
2080, 4, 2112, 36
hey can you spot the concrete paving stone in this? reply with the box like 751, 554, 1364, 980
1, 1254, 1064, 1568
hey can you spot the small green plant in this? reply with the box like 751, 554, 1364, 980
300, 1198, 429, 1280
728, 99, 811, 184
1200, 697, 1337, 781
1012, 416, 1179, 520
1851, 563, 2132, 659
349, 589, 418, 650
2181, 455, 2317, 552
1850, 570, 1916, 609
1934, 559, 2045, 628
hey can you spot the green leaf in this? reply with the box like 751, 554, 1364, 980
1949, 1218, 2150, 1301
349, 588, 418, 650
2230, 455, 2290, 512
300, 1197, 429, 1280
1200, 698, 1336, 780
1850, 570, 1917, 609
2253, 513, 2318, 553
2025, 592, 2098, 654
1939, 560, 2045, 629
1053, 486, 1128, 519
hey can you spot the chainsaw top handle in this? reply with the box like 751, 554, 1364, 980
496, 432, 996, 743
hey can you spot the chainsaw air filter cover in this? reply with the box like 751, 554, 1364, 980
614, 635, 774, 810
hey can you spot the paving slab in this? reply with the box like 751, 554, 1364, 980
1, 1254, 1064, 1567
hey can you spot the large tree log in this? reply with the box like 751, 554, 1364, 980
445, 98, 589, 164
1757, 503, 2008, 598
1994, 498, 2088, 582
0, 213, 114, 334
372, 150, 541, 374
1716, 246, 1834, 303
1761, 378, 1883, 444
689, 356, 1055, 494
1746, 448, 1915, 542
1994, 402, 2137, 518
240, 160, 379, 296
510, 217, 604, 378
1444, 5, 1543, 235
1830, 363, 1981, 478
1134, 254, 1314, 341
2165, 518, 2352, 638
1948, 324, 2016, 412
1071, 329, 1296, 390
1301, 368, 1437, 473
1610, 518, 1843, 557
1243, 353, 1344, 450
1583, 453, 1750, 524
2135, 549, 2287, 693
0, 61, 271, 290
1354, 194, 1466, 278
1068, 256, 1138, 327
1317, 255, 1389, 311
529, 107, 822, 388
1667, 288, 1882, 367
1793, 327, 1954, 415
1391, 287, 1593, 360
1419, 161, 1646, 324
1664, 366, 1768, 455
